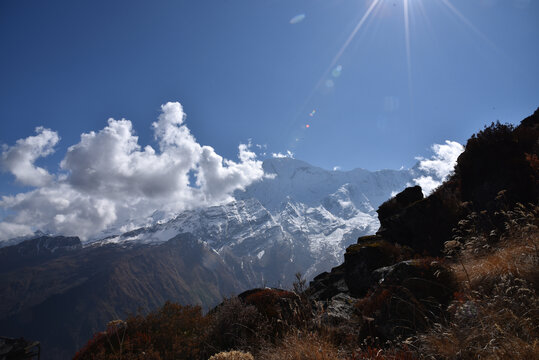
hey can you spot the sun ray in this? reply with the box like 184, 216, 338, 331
304, 0, 383, 104
403, 0, 413, 98
327, 0, 382, 74
415, 0, 436, 44
439, 0, 498, 51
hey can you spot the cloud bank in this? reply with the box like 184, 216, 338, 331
413, 140, 464, 195
0, 102, 265, 241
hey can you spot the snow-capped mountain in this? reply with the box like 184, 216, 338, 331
89, 158, 419, 283
0, 157, 424, 358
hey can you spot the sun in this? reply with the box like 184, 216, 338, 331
288, 0, 491, 152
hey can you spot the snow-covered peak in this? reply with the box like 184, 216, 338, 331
236, 158, 415, 211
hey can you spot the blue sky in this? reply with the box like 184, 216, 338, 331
0, 0, 538, 239
1, 0, 538, 171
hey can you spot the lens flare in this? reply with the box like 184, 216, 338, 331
332, 65, 343, 77
289, 14, 306, 24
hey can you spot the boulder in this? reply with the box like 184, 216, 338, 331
318, 293, 357, 326
239, 288, 302, 324
307, 264, 349, 302
356, 259, 457, 340
343, 236, 403, 297
377, 191, 464, 255
377, 185, 423, 222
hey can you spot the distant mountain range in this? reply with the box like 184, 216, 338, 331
0, 157, 429, 359
90, 158, 420, 281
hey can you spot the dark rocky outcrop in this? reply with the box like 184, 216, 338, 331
0, 336, 40, 360
377, 189, 465, 256
456, 116, 539, 212
357, 259, 456, 340
343, 236, 407, 297
307, 264, 349, 301
377, 185, 423, 221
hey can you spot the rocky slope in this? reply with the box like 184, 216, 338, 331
307, 108, 539, 340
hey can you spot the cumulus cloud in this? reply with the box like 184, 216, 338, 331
0, 102, 265, 241
272, 150, 294, 158
197, 143, 264, 203
1, 127, 60, 187
413, 140, 464, 195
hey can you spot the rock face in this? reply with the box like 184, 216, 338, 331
343, 236, 404, 297
308, 264, 349, 302
457, 114, 539, 211
360, 259, 457, 339
378, 190, 464, 255
377, 185, 423, 221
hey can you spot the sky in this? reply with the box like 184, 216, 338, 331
0, 0, 538, 240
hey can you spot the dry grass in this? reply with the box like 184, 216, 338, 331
257, 331, 344, 360
419, 274, 539, 359
452, 205, 538, 290
418, 204, 539, 360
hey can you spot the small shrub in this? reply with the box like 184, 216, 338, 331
242, 288, 304, 338
74, 302, 207, 360
205, 297, 270, 354
208, 350, 254, 360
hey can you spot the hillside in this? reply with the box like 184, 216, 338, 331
73, 108, 538, 359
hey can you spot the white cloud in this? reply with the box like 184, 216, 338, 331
0, 102, 265, 241
1, 127, 60, 187
0, 184, 118, 239
333, 166, 341, 171
413, 140, 464, 195
272, 150, 294, 158
197, 143, 264, 203
0, 222, 34, 240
